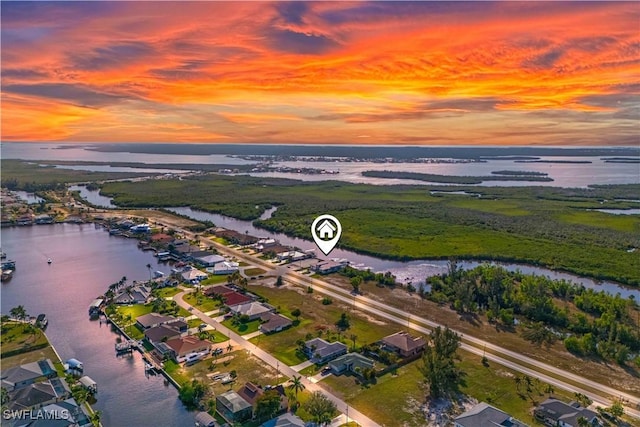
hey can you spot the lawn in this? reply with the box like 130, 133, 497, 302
165, 350, 280, 396
200, 275, 228, 286
153, 287, 182, 298
183, 293, 221, 312
244, 267, 267, 277
1, 322, 48, 356
115, 304, 153, 320
221, 318, 261, 335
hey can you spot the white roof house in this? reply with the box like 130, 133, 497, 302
229, 302, 275, 320
196, 254, 225, 267
181, 268, 208, 283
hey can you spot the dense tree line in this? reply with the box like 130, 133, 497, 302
427, 262, 640, 364
340, 265, 397, 287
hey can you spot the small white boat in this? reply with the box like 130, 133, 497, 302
47, 259, 52, 264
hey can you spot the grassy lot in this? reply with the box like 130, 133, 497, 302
1, 322, 49, 356
153, 287, 182, 298
116, 304, 153, 320
200, 275, 228, 286
221, 318, 261, 335
244, 267, 267, 276
165, 350, 280, 395
183, 293, 222, 312
321, 349, 574, 427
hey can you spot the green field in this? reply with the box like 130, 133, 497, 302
98, 175, 640, 285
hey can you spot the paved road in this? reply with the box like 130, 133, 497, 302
153, 221, 640, 418
174, 290, 380, 427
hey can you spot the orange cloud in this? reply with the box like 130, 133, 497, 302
1, 1, 638, 145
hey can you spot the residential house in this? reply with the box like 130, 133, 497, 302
7, 378, 70, 410
150, 233, 173, 245
381, 331, 426, 358
204, 285, 235, 297
195, 254, 225, 267
455, 402, 529, 427
165, 335, 212, 363
304, 338, 347, 364
214, 228, 259, 246
260, 413, 305, 427
144, 321, 187, 344
27, 398, 92, 427
237, 382, 264, 407
259, 313, 293, 334
1, 359, 57, 391
229, 302, 275, 321
181, 267, 209, 284
113, 285, 151, 305
222, 291, 253, 308
314, 260, 345, 275
211, 261, 239, 275
328, 353, 375, 376
216, 390, 253, 423
534, 398, 599, 427
136, 313, 177, 329
195, 411, 220, 427
275, 251, 309, 262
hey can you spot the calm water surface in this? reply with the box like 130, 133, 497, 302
0, 224, 193, 427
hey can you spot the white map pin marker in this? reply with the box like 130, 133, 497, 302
311, 214, 342, 256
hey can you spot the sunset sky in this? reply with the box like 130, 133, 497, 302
1, 1, 638, 145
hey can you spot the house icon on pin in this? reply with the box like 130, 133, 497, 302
317, 219, 337, 239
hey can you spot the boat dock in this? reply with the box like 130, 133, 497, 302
115, 340, 138, 353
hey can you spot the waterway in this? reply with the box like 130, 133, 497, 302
0, 224, 193, 427
165, 207, 639, 299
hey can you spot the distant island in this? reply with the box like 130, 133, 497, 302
361, 170, 554, 184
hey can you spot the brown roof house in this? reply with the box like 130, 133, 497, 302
259, 313, 293, 334
237, 382, 264, 407
381, 331, 426, 357
165, 335, 212, 363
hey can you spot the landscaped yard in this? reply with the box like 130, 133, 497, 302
1, 321, 48, 356
153, 287, 182, 298
221, 318, 261, 335
183, 292, 221, 312
200, 275, 228, 286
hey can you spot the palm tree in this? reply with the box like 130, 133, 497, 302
90, 410, 102, 427
10, 305, 28, 330
146, 263, 152, 281
544, 384, 555, 394
288, 375, 305, 396
514, 376, 522, 393
576, 416, 589, 427
226, 342, 233, 353
350, 334, 358, 351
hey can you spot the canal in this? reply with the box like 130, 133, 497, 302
0, 224, 193, 427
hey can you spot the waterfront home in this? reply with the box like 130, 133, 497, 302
455, 402, 529, 427
237, 382, 264, 407
136, 312, 178, 329
144, 321, 187, 344
380, 331, 426, 358
534, 398, 598, 427
259, 313, 293, 334
165, 335, 212, 363
216, 390, 253, 423
195, 254, 225, 267
329, 353, 375, 377
195, 411, 220, 427
260, 413, 305, 427
213, 228, 259, 246
37, 398, 93, 427
313, 260, 345, 275
181, 267, 208, 284
228, 302, 275, 321
211, 261, 240, 275
275, 251, 310, 262
304, 338, 348, 364
7, 378, 71, 411
113, 285, 151, 304
150, 233, 173, 245
1, 359, 57, 391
